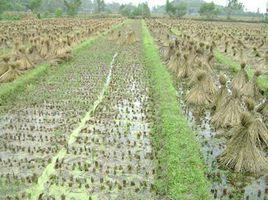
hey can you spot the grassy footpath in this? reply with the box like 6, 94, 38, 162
0, 22, 123, 106
171, 28, 268, 93
142, 21, 211, 199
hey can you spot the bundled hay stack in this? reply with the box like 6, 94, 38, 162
116, 31, 122, 44
241, 70, 263, 101
232, 62, 248, 91
165, 42, 175, 61
212, 89, 243, 129
168, 50, 181, 73
108, 30, 116, 41
265, 50, 268, 67
0, 55, 10, 76
17, 47, 34, 70
28, 45, 41, 64
177, 53, 192, 79
39, 38, 50, 58
219, 112, 268, 174
214, 74, 229, 112
206, 53, 215, 70
224, 41, 229, 53
0, 61, 21, 83
253, 47, 260, 57
185, 71, 214, 108
12, 40, 21, 60
237, 39, 246, 61
245, 98, 268, 147
257, 100, 268, 124
188, 61, 216, 94
125, 31, 136, 45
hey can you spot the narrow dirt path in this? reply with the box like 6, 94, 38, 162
0, 21, 160, 199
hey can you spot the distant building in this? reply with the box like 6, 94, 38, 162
266, 2, 268, 13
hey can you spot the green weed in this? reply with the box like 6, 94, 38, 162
142, 20, 211, 200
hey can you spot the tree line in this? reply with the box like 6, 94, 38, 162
165, 0, 245, 19
0, 0, 152, 19
0, 0, 111, 17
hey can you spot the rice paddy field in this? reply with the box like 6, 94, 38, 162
0, 18, 267, 200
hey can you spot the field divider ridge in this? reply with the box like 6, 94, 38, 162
141, 20, 211, 199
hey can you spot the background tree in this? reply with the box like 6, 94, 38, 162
226, 0, 244, 19
119, 4, 131, 17
199, 2, 219, 19
174, 2, 187, 18
64, 0, 82, 16
95, 0, 105, 13
165, 0, 172, 15
0, 0, 11, 15
132, 3, 150, 18
28, 0, 42, 12
55, 8, 63, 17
140, 3, 151, 18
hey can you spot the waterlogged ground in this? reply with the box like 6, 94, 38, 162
149, 23, 268, 200
178, 84, 268, 200
0, 21, 161, 199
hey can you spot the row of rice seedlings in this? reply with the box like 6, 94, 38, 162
0, 29, 121, 199
23, 23, 158, 199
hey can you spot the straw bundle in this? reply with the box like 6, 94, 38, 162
177, 54, 192, 79
185, 71, 214, 107
212, 89, 243, 129
0, 62, 21, 83
219, 113, 268, 174
232, 63, 248, 90
0, 55, 10, 76
214, 74, 229, 111
241, 71, 262, 100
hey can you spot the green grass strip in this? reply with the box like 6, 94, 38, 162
0, 22, 124, 107
142, 20, 210, 200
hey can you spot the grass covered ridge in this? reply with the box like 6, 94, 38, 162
142, 20, 211, 199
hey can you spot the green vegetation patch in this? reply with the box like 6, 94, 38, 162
142, 20, 211, 199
